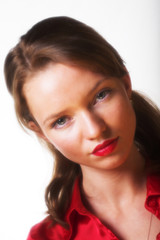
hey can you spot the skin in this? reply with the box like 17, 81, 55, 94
24, 63, 136, 171
23, 63, 159, 239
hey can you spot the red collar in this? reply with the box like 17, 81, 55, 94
145, 175, 160, 218
66, 177, 90, 219
67, 174, 160, 221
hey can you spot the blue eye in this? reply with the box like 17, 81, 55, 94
57, 117, 66, 125
94, 89, 111, 104
52, 117, 68, 129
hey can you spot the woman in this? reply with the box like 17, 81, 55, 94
4, 16, 160, 240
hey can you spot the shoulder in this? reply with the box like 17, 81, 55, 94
26, 217, 68, 240
146, 174, 160, 220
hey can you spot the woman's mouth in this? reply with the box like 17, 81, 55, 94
92, 137, 119, 156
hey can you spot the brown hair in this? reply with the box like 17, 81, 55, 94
4, 16, 160, 228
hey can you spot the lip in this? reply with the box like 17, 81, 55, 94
92, 137, 119, 156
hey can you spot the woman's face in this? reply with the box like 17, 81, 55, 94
24, 63, 136, 171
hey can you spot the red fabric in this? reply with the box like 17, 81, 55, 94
27, 175, 160, 240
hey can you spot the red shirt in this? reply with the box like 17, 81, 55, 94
27, 175, 160, 240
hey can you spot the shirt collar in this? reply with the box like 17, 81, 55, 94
67, 174, 160, 222
66, 177, 90, 220
145, 174, 160, 219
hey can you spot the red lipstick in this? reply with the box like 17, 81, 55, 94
92, 137, 118, 156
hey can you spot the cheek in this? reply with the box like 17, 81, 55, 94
46, 130, 81, 159
116, 101, 136, 139
105, 97, 136, 135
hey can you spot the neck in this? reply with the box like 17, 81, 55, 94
81, 146, 146, 208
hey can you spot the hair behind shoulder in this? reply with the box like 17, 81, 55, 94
132, 91, 160, 173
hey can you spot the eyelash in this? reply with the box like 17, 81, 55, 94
52, 88, 112, 129
51, 116, 70, 129
93, 88, 112, 105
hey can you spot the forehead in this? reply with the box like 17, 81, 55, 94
24, 63, 105, 98
23, 63, 107, 121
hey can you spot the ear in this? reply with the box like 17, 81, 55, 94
28, 121, 49, 142
121, 73, 132, 99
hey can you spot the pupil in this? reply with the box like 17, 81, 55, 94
98, 91, 105, 99
58, 118, 65, 125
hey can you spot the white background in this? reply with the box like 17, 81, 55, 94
0, 0, 159, 239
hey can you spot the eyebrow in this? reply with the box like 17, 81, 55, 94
43, 77, 108, 126
88, 77, 108, 95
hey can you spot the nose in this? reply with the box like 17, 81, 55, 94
79, 110, 106, 140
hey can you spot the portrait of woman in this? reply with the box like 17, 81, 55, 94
4, 16, 160, 240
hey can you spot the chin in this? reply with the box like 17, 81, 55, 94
100, 154, 130, 171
